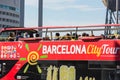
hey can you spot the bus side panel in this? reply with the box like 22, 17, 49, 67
0, 40, 120, 80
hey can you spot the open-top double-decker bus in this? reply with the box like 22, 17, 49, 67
0, 24, 120, 80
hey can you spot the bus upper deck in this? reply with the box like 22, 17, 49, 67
0, 24, 120, 80
0, 24, 120, 41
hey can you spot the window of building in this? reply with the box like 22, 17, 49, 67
2, 12, 5, 15
6, 12, 9, 15
0, 10, 19, 18
9, 13, 12, 16
9, 19, 12, 22
2, 18, 5, 21
15, 14, 19, 18
6, 19, 9, 22
0, 24, 2, 27
2, 25, 5, 28
12, 20, 14, 23
9, 7, 16, 11
12, 13, 15, 17
0, 4, 20, 12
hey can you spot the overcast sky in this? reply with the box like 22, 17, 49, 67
25, 0, 106, 27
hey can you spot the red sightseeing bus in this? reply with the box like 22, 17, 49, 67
0, 24, 120, 80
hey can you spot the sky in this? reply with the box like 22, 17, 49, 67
25, 0, 106, 27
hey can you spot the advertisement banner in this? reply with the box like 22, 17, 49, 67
0, 40, 120, 61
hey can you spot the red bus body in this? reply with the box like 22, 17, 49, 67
0, 24, 120, 80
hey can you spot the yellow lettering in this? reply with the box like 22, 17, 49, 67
87, 45, 102, 57
87, 45, 92, 54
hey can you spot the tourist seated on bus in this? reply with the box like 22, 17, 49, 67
35, 33, 40, 37
7, 32, 15, 41
61, 36, 66, 40
43, 36, 50, 40
115, 34, 120, 39
64, 33, 71, 40
23, 32, 29, 38
16, 32, 23, 41
90, 34, 95, 37
82, 32, 87, 37
100, 34, 105, 39
107, 34, 115, 39
72, 33, 78, 40
54, 33, 60, 40
29, 32, 34, 38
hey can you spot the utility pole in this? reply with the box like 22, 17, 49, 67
116, 0, 119, 24
38, 0, 43, 37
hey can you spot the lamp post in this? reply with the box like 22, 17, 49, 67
38, 0, 43, 37
116, 0, 119, 24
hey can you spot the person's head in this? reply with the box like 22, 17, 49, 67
24, 32, 28, 38
72, 33, 78, 39
116, 35, 120, 39
82, 33, 86, 37
9, 32, 15, 37
36, 33, 39, 37
66, 33, 70, 36
17, 32, 21, 36
101, 34, 105, 39
55, 33, 60, 37
65, 33, 71, 40
29, 33, 33, 37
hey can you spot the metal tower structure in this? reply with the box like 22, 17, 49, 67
102, 0, 120, 35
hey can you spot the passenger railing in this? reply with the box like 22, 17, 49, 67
0, 24, 120, 41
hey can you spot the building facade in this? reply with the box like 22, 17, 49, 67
0, 0, 24, 28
